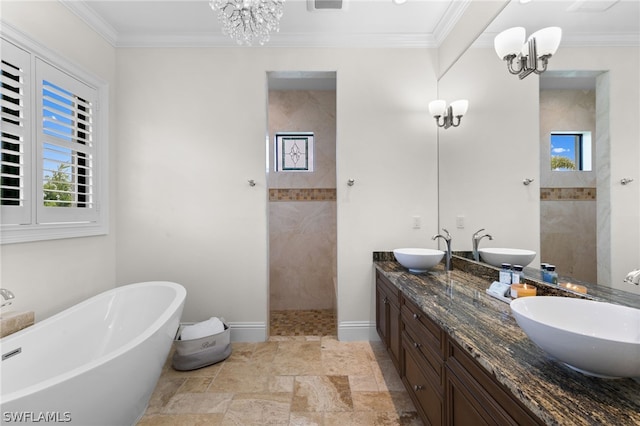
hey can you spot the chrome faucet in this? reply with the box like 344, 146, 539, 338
432, 228, 453, 271
0, 289, 15, 308
472, 228, 493, 262
624, 269, 640, 285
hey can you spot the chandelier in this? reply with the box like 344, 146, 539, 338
210, 0, 285, 46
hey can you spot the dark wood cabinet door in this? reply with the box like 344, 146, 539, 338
446, 364, 491, 426
388, 296, 401, 370
375, 282, 389, 345
404, 343, 443, 426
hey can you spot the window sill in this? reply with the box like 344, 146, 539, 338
0, 222, 109, 245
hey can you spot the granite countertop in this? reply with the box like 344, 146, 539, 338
374, 256, 640, 426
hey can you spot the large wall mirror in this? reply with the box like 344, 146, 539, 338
437, 0, 639, 294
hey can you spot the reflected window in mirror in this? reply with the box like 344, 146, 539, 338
550, 132, 592, 171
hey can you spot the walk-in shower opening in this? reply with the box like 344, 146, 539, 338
266, 71, 337, 337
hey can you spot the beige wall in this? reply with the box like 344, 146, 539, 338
0, 2, 117, 321
540, 90, 597, 282
115, 48, 440, 340
268, 91, 337, 311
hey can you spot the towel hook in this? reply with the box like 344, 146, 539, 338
523, 178, 534, 186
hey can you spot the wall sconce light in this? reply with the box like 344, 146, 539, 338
494, 27, 562, 80
428, 100, 468, 129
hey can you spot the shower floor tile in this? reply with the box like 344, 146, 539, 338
270, 309, 336, 337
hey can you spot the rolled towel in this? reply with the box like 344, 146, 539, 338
209, 317, 225, 335
180, 316, 225, 341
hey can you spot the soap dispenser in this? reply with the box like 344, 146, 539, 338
499, 263, 512, 284
545, 265, 558, 285
512, 265, 524, 284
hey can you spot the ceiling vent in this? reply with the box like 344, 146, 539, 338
307, 0, 346, 12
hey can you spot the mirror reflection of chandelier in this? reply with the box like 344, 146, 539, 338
210, 0, 285, 46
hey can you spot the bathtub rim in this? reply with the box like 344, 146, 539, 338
0, 280, 186, 404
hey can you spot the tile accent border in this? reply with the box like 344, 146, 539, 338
540, 187, 596, 201
269, 188, 336, 202
373, 251, 396, 262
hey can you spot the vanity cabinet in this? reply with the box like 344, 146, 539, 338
375, 270, 401, 370
401, 296, 445, 425
375, 271, 543, 426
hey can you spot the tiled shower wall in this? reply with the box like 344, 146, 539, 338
268, 90, 337, 311
539, 89, 597, 283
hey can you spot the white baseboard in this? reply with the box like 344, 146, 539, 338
181, 321, 379, 342
179, 321, 266, 342
338, 321, 379, 341
227, 322, 267, 342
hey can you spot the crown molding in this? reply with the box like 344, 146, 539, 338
59, 0, 442, 48
60, 0, 118, 46
432, 0, 472, 46
60, 0, 638, 49
114, 32, 437, 48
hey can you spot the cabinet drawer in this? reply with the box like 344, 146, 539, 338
403, 326, 444, 391
404, 343, 443, 426
401, 297, 445, 358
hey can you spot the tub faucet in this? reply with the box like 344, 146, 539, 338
0, 288, 15, 308
624, 269, 640, 285
432, 228, 453, 271
472, 228, 493, 262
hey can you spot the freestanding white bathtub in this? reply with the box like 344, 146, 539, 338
0, 281, 186, 426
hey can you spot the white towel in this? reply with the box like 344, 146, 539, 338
180, 317, 225, 340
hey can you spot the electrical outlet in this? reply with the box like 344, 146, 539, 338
456, 215, 465, 229
412, 216, 421, 229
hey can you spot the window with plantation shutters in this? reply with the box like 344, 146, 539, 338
1, 31, 108, 244
1, 39, 31, 225
36, 59, 97, 224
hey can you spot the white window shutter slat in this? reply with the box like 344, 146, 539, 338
0, 39, 31, 225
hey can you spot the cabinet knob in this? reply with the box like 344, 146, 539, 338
413, 313, 420, 320
413, 342, 421, 349
414, 385, 424, 391
383, 297, 389, 304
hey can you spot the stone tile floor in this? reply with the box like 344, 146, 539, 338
137, 336, 420, 425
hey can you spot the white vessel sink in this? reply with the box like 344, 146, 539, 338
478, 248, 536, 267
393, 248, 445, 273
510, 296, 640, 378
